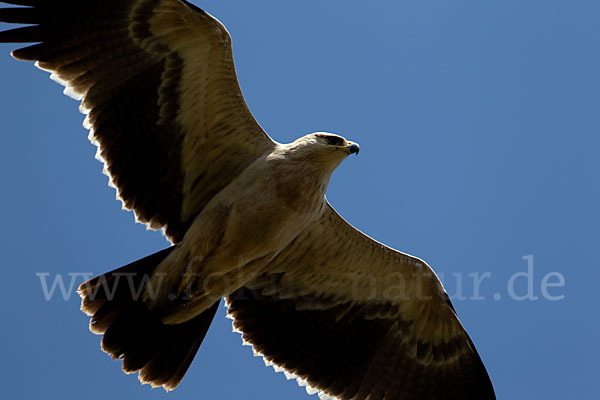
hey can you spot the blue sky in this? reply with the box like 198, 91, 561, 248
0, 0, 598, 399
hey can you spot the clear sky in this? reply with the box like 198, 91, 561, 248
0, 0, 598, 399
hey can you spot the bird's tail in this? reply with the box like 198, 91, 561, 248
77, 246, 219, 391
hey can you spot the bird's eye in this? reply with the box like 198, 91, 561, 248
318, 134, 345, 147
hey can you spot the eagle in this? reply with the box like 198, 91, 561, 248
0, 1, 495, 399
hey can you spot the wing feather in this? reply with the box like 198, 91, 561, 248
0, 0, 275, 242
227, 203, 495, 400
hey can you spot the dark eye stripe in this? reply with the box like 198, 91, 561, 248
329, 137, 345, 146
319, 135, 344, 146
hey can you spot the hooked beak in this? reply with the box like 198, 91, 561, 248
346, 142, 360, 155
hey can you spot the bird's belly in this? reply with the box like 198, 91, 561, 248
151, 182, 323, 324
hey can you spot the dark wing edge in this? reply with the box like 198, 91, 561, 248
226, 203, 496, 400
0, 0, 274, 243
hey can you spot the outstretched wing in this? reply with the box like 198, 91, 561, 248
0, 0, 275, 242
227, 203, 495, 400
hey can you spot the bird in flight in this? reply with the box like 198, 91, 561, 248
0, 1, 495, 399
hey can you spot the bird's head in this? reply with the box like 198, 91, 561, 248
312, 132, 360, 156
286, 132, 359, 166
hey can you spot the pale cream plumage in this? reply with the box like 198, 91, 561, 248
0, 0, 495, 399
